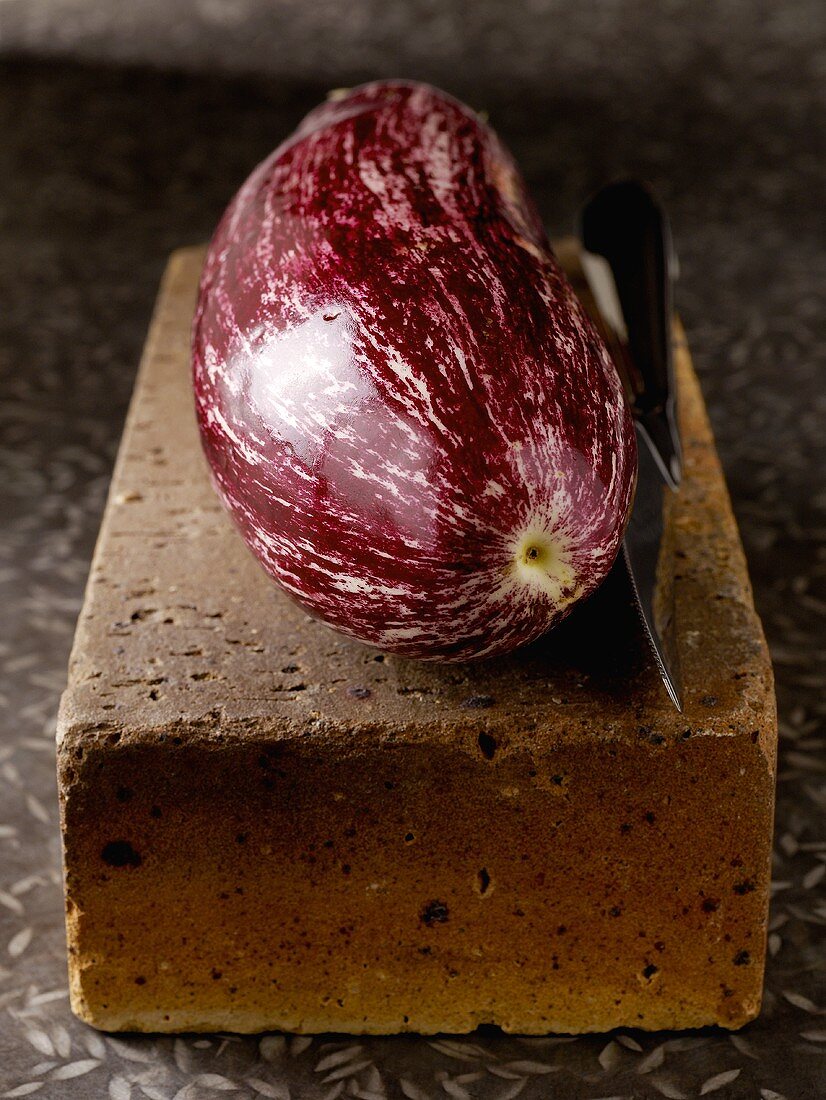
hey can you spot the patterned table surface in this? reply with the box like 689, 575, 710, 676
1, 53, 824, 1100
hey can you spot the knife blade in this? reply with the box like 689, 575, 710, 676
621, 433, 683, 710
579, 181, 683, 710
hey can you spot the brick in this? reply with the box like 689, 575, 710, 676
58, 246, 776, 1033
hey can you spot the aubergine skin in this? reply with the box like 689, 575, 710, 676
192, 81, 636, 661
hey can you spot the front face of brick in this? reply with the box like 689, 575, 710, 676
61, 725, 772, 1034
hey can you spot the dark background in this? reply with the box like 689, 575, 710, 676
1, 2, 824, 1096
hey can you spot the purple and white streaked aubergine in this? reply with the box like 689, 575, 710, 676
192, 80, 636, 661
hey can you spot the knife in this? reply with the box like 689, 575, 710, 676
579, 180, 683, 710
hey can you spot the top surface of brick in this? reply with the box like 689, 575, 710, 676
58, 247, 774, 751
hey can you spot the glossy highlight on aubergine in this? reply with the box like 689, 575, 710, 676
192, 81, 637, 660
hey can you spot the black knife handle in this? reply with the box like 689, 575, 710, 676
581, 180, 682, 487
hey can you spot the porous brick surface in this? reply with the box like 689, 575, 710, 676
57, 246, 776, 1033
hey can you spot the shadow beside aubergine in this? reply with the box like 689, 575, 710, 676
399, 558, 654, 706
516, 558, 650, 684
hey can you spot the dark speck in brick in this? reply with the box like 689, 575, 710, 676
102, 840, 141, 868
420, 899, 449, 925
463, 694, 495, 709
637, 725, 665, 745
348, 685, 372, 700
477, 731, 497, 760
